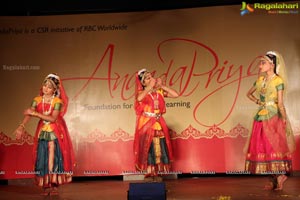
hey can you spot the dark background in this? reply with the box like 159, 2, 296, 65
0, 0, 292, 16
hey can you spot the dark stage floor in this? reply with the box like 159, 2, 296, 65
0, 175, 300, 200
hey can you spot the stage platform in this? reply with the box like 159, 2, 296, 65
0, 174, 300, 200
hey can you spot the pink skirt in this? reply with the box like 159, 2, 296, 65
245, 116, 292, 174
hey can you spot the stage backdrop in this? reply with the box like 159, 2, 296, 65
1, 2, 300, 179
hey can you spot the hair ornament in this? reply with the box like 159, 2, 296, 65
138, 69, 147, 76
266, 51, 277, 57
46, 73, 60, 80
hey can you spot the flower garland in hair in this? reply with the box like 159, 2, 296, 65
44, 73, 61, 97
46, 73, 60, 80
137, 68, 148, 84
266, 51, 280, 74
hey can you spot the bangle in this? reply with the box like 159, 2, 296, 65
279, 105, 285, 110
19, 123, 25, 129
31, 111, 37, 116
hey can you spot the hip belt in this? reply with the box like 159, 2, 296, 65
143, 112, 162, 119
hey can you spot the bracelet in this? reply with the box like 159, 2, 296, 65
19, 123, 25, 129
256, 99, 259, 104
31, 111, 37, 116
278, 105, 285, 110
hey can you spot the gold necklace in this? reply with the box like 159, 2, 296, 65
149, 91, 159, 109
260, 74, 276, 95
42, 95, 54, 115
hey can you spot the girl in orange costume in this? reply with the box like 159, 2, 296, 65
15, 73, 75, 195
134, 69, 179, 180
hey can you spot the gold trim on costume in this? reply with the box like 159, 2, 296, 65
153, 136, 162, 164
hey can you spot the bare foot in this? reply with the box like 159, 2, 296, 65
263, 175, 277, 190
144, 176, 154, 182
153, 176, 162, 182
50, 187, 59, 196
40, 188, 50, 196
263, 181, 274, 190
275, 175, 287, 190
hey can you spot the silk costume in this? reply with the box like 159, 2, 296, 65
134, 72, 173, 175
245, 74, 295, 174
32, 76, 75, 187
